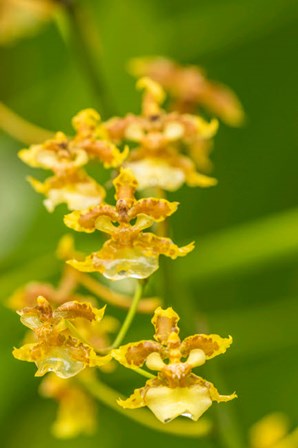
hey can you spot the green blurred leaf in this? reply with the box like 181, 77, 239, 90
160, 0, 298, 58
179, 208, 298, 283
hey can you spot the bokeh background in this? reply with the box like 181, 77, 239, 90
0, 0, 298, 447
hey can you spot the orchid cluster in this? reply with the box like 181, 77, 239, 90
10, 60, 242, 438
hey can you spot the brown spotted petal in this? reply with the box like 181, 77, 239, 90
64, 205, 117, 233
152, 307, 180, 345
13, 336, 111, 379
181, 334, 233, 360
112, 340, 161, 368
53, 301, 105, 322
18, 296, 53, 329
129, 198, 179, 222
113, 168, 138, 203
139, 234, 195, 259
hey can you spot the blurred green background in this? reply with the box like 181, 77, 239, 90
0, 0, 298, 447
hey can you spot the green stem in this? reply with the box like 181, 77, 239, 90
79, 376, 212, 438
65, 320, 91, 347
62, 0, 115, 117
128, 366, 155, 380
111, 280, 144, 349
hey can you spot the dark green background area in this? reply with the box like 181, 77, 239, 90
0, 1, 298, 447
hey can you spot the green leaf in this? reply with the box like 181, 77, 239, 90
179, 208, 298, 283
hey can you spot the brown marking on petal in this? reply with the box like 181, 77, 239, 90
129, 198, 178, 221
78, 205, 117, 229
53, 301, 98, 322
152, 307, 180, 345
81, 140, 115, 165
19, 296, 53, 322
125, 341, 161, 366
180, 334, 232, 359
181, 335, 218, 358
113, 168, 138, 203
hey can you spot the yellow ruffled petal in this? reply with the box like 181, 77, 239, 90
185, 171, 218, 188
18, 295, 53, 329
93, 216, 117, 234
139, 233, 195, 259
137, 77, 165, 117
130, 214, 155, 232
130, 198, 179, 222
194, 117, 219, 139
27, 175, 48, 193
64, 210, 96, 233
126, 159, 185, 191
181, 334, 233, 360
53, 301, 105, 322
28, 173, 105, 212
13, 342, 42, 362
67, 256, 98, 273
117, 387, 146, 409
206, 380, 237, 403
69, 244, 160, 280
44, 182, 104, 212
19, 133, 89, 171
34, 346, 86, 379
113, 167, 138, 202
82, 140, 128, 169
151, 307, 180, 345
144, 383, 212, 423
72, 108, 101, 136
112, 340, 161, 368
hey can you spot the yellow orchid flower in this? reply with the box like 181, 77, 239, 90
40, 371, 97, 438
129, 56, 245, 127
18, 110, 128, 211
64, 168, 194, 280
250, 413, 298, 448
103, 78, 218, 190
19, 132, 106, 211
13, 296, 111, 378
112, 307, 236, 423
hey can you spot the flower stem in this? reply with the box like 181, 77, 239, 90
62, 0, 115, 117
128, 366, 155, 380
111, 280, 144, 349
0, 102, 53, 144
65, 320, 91, 347
79, 376, 212, 438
